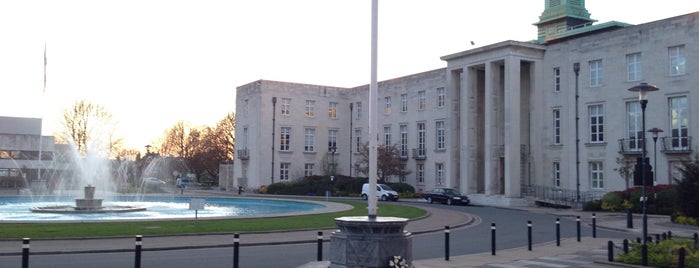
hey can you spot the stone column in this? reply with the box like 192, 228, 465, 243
503, 56, 522, 198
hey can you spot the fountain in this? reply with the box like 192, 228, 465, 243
30, 185, 146, 214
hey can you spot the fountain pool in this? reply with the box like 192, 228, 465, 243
0, 196, 338, 222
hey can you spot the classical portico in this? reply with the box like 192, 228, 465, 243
442, 41, 545, 201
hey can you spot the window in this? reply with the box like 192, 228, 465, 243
553, 161, 561, 187
436, 87, 445, 108
281, 98, 291, 115
552, 109, 561, 145
588, 104, 604, 143
418, 91, 426, 110
669, 45, 686, 76
669, 96, 689, 149
626, 101, 642, 151
355, 102, 362, 120
280, 163, 290, 181
436, 120, 445, 150
304, 128, 315, 152
589, 60, 602, 86
436, 163, 445, 185
280, 127, 291, 151
328, 102, 337, 119
328, 129, 338, 151
399, 164, 407, 182
553, 68, 560, 92
417, 122, 426, 156
417, 164, 424, 184
626, 53, 642, 81
355, 129, 362, 153
401, 94, 408, 112
304, 163, 314, 177
590, 162, 604, 189
383, 126, 391, 146
400, 124, 408, 158
242, 127, 249, 149
384, 96, 392, 114
305, 100, 315, 117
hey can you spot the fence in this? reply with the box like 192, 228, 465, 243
521, 184, 602, 208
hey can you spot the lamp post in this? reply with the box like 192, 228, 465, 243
648, 127, 663, 214
271, 97, 277, 184
330, 146, 337, 175
628, 82, 659, 266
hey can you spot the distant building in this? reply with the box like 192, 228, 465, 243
0, 116, 69, 190
234, 1, 698, 205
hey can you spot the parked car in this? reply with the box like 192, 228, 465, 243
144, 177, 166, 185
423, 187, 470, 205
176, 178, 197, 188
361, 183, 399, 201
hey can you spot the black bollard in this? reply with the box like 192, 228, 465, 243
556, 218, 560, 247
491, 223, 496, 256
623, 239, 629, 254
527, 220, 532, 251
627, 208, 633, 228
642, 244, 648, 266
668, 231, 672, 240
576, 216, 581, 242
444, 226, 450, 261
607, 240, 614, 262
317, 231, 323, 261
679, 247, 686, 268
233, 233, 240, 268
694, 233, 698, 249
637, 237, 641, 243
22, 238, 29, 268
655, 234, 660, 244
134, 235, 142, 268
592, 213, 597, 238
662, 232, 667, 241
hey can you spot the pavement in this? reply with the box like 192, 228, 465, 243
1, 190, 698, 267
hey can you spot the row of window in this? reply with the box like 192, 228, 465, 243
552, 161, 604, 189
273, 120, 447, 154
0, 150, 54, 161
277, 161, 446, 185
551, 96, 689, 146
553, 45, 686, 90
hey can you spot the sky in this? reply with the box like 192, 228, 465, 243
1, 0, 697, 151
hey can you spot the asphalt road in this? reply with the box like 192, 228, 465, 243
0, 203, 631, 268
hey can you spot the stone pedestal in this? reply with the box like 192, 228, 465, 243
330, 216, 412, 268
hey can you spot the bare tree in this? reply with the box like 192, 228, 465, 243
159, 121, 195, 158
354, 142, 411, 182
60, 100, 120, 157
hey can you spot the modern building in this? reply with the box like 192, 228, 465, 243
0, 116, 68, 191
234, 1, 697, 205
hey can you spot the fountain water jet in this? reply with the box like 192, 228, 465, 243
30, 185, 146, 214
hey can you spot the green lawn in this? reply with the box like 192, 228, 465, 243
0, 200, 426, 239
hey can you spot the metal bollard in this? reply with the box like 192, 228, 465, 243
679, 247, 686, 268
576, 216, 581, 242
607, 240, 614, 262
22, 238, 29, 268
623, 239, 629, 254
491, 223, 496, 256
662, 232, 667, 241
655, 234, 660, 244
694, 233, 698, 249
555, 218, 560, 247
592, 213, 597, 238
627, 208, 633, 228
134, 235, 142, 268
642, 244, 648, 266
668, 231, 672, 240
636, 237, 641, 244
317, 231, 323, 261
444, 226, 450, 261
527, 220, 532, 251
233, 233, 240, 268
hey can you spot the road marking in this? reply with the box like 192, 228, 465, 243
539, 256, 590, 265
519, 260, 568, 268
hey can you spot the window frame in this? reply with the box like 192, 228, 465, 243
589, 59, 602, 87
436, 87, 445, 108
436, 120, 445, 150
328, 102, 337, 119
588, 104, 604, 143
305, 100, 315, 117
281, 98, 291, 115
280, 127, 291, 151
590, 161, 604, 189
626, 52, 642, 82
669, 45, 686, 76
304, 128, 316, 152
553, 67, 561, 92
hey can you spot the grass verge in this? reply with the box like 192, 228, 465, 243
0, 200, 426, 239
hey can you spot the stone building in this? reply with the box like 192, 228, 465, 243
234, 1, 698, 205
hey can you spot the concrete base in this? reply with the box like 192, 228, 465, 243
330, 216, 412, 268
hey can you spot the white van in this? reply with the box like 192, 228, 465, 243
361, 183, 399, 201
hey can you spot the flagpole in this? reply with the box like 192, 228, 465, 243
38, 42, 47, 181
367, 0, 378, 218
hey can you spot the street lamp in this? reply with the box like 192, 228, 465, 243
330, 145, 337, 175
628, 82, 659, 266
573, 63, 581, 203
648, 127, 663, 214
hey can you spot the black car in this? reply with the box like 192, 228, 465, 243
423, 187, 470, 205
